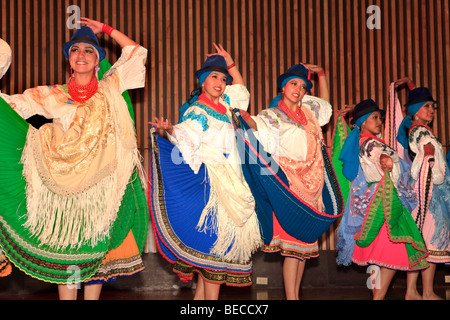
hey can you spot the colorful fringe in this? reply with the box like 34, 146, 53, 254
384, 82, 405, 158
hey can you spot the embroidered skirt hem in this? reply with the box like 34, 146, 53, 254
85, 231, 145, 284
149, 133, 254, 281
262, 213, 319, 261
173, 260, 252, 287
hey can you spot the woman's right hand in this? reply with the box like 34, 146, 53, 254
149, 117, 174, 135
338, 104, 355, 117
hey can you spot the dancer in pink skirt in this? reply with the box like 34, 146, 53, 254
336, 99, 429, 300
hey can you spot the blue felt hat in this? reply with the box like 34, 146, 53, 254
195, 55, 233, 84
350, 99, 386, 125
405, 87, 437, 108
277, 64, 313, 91
63, 26, 106, 61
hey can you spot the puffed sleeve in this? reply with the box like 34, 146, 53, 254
102, 45, 148, 93
0, 85, 75, 120
252, 108, 308, 161
301, 95, 333, 127
223, 84, 250, 111
0, 38, 11, 80
409, 126, 446, 185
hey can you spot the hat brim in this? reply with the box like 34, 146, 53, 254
195, 67, 233, 84
404, 100, 438, 107
350, 109, 386, 125
277, 72, 313, 92
63, 40, 106, 61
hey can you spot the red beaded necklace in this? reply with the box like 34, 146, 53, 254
68, 76, 99, 103
278, 99, 308, 125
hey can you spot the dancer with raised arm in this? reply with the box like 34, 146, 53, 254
0, 18, 149, 300
336, 99, 429, 300
149, 44, 261, 300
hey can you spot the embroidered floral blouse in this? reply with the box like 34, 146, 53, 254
358, 134, 401, 187
167, 84, 250, 176
251, 95, 332, 211
408, 125, 447, 185
251, 95, 332, 162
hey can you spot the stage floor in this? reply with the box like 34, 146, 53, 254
0, 285, 448, 300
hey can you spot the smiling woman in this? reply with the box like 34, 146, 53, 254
69, 44, 99, 76
149, 44, 262, 300
0, 18, 149, 300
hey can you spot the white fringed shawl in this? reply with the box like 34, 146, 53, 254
18, 46, 147, 250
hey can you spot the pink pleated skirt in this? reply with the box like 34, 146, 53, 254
352, 223, 412, 270
263, 213, 319, 261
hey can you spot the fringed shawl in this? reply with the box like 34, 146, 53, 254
19, 48, 147, 250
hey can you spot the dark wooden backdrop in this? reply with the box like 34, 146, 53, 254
1, 0, 449, 251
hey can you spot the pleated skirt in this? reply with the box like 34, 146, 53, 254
149, 133, 253, 287
0, 97, 149, 284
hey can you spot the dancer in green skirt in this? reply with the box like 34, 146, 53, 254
0, 18, 148, 300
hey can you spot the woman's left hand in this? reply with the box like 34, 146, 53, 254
303, 63, 323, 75
79, 17, 104, 34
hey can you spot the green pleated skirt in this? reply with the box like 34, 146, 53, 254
0, 97, 149, 284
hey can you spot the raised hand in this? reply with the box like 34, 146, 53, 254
207, 43, 234, 66
78, 17, 104, 34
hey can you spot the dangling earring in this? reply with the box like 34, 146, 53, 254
70, 67, 74, 78
414, 115, 419, 121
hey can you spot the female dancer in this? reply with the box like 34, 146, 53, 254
397, 87, 450, 299
243, 63, 339, 300
149, 44, 261, 300
336, 99, 429, 300
0, 18, 148, 300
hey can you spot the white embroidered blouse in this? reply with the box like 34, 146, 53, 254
409, 125, 446, 185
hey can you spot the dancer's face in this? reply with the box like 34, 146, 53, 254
69, 43, 99, 77
202, 71, 227, 102
414, 102, 435, 124
283, 78, 308, 105
361, 111, 383, 136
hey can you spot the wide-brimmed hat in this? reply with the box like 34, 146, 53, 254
350, 99, 386, 125
405, 87, 437, 108
63, 26, 106, 61
195, 55, 233, 84
277, 64, 313, 91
